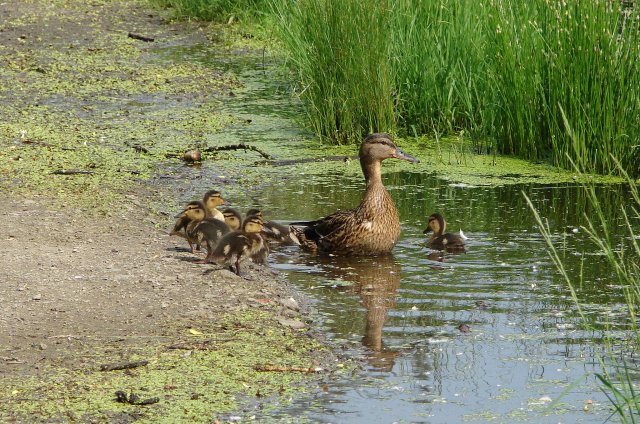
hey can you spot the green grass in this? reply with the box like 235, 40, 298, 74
269, 0, 396, 144
268, 0, 640, 176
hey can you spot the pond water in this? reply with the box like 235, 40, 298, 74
257, 177, 632, 424
155, 45, 635, 423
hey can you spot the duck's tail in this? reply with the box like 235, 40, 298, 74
289, 226, 317, 252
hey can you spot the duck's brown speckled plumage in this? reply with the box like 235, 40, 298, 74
291, 133, 419, 256
423, 213, 466, 252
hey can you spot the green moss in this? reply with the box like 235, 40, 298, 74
0, 310, 331, 423
0, 0, 241, 213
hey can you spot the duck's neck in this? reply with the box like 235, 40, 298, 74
359, 158, 393, 215
361, 157, 384, 187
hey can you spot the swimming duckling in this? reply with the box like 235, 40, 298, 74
245, 209, 299, 245
210, 214, 269, 276
423, 213, 467, 252
262, 220, 300, 245
179, 201, 231, 262
222, 208, 243, 231
290, 133, 419, 255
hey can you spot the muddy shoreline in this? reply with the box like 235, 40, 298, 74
0, 1, 341, 421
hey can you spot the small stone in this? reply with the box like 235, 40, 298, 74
276, 317, 305, 329
32, 294, 42, 301
278, 297, 299, 311
281, 308, 298, 318
457, 324, 470, 333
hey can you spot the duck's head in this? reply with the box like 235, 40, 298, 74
423, 213, 446, 236
243, 214, 264, 233
203, 190, 225, 209
359, 133, 420, 164
245, 208, 263, 220
178, 201, 207, 222
223, 208, 242, 231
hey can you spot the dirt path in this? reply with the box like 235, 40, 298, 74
0, 1, 336, 421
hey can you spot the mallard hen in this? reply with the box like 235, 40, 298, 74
290, 133, 419, 255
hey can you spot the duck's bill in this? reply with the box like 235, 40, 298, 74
423, 228, 432, 235
174, 211, 186, 218
395, 148, 420, 163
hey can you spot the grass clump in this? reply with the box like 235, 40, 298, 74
270, 0, 396, 144
268, 0, 640, 177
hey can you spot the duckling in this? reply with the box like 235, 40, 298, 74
171, 201, 199, 252
245, 209, 262, 220
209, 214, 269, 276
202, 190, 226, 222
423, 213, 466, 252
290, 133, 419, 255
222, 208, 243, 231
245, 209, 299, 245
179, 201, 231, 262
170, 190, 226, 250
262, 220, 300, 245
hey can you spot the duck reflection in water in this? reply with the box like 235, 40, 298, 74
308, 254, 402, 371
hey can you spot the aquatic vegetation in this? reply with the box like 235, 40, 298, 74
0, 310, 334, 423
269, 0, 396, 144
527, 158, 640, 422
0, 8, 240, 213
269, 0, 640, 177
150, 0, 271, 23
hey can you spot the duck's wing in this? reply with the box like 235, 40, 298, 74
296, 209, 357, 245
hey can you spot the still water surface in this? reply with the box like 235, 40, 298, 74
155, 45, 634, 423
256, 177, 628, 424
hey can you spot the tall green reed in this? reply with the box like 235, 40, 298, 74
527, 155, 640, 422
270, 0, 396, 144
485, 0, 640, 175
391, 0, 487, 140
269, 0, 640, 176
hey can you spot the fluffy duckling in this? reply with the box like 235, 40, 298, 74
423, 213, 467, 252
290, 133, 419, 255
210, 214, 269, 276
245, 209, 299, 245
170, 190, 226, 250
222, 208, 243, 231
179, 201, 231, 261
202, 190, 226, 222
